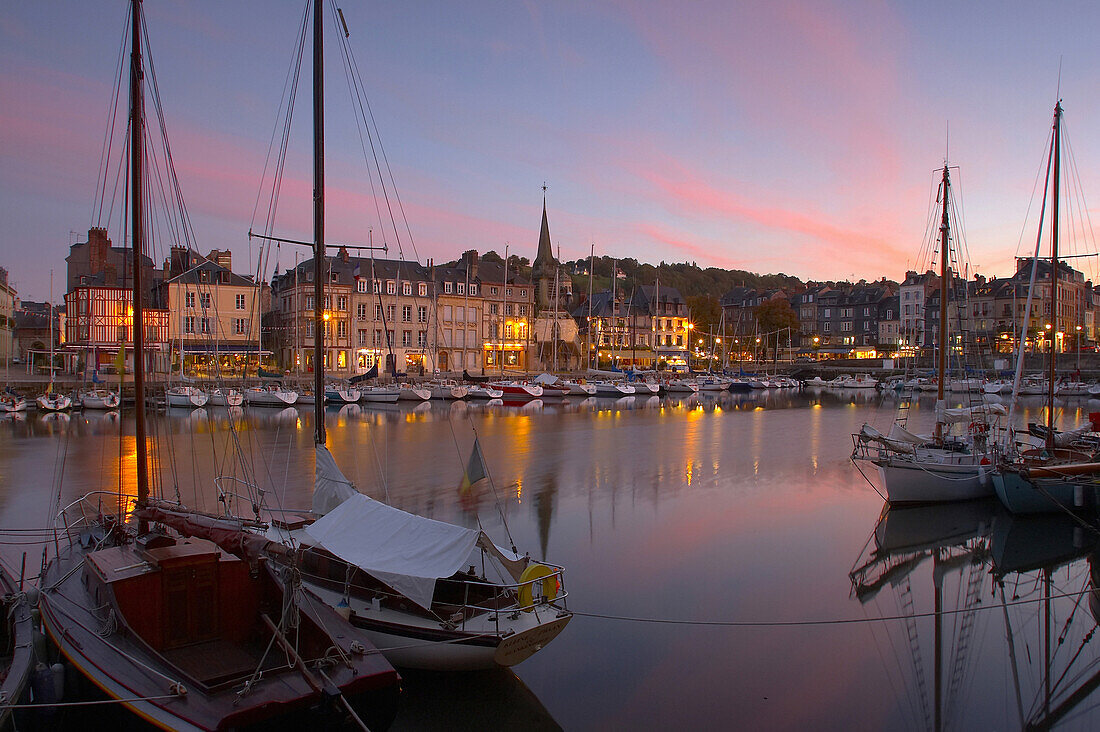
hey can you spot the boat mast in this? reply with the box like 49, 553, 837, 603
500, 243, 508, 374
312, 0, 325, 445
131, 0, 150, 511
587, 243, 594, 369
1047, 102, 1063, 450
552, 245, 560, 372
934, 163, 951, 443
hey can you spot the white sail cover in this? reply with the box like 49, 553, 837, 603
312, 445, 359, 515
532, 373, 559, 385
304, 493, 483, 610
934, 402, 1008, 425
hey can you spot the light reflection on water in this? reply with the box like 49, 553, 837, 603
1, 389, 1100, 729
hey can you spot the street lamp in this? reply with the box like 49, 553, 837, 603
1077, 324, 1083, 372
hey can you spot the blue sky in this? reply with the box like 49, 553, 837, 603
3, 1, 1100, 301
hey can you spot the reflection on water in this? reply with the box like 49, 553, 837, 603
851, 500, 1100, 730
4, 390, 1100, 729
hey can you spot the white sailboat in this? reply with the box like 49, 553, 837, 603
853, 162, 1001, 503
35, 273, 72, 411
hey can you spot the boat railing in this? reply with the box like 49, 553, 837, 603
448, 563, 570, 635
53, 490, 139, 548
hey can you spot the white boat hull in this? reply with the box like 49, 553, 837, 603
207, 389, 244, 407
361, 388, 400, 403
874, 455, 993, 504
81, 392, 120, 410
36, 394, 72, 411
167, 389, 209, 408
245, 389, 299, 406
397, 387, 431, 401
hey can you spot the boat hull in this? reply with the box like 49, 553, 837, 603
873, 455, 993, 504
245, 390, 298, 406
992, 469, 1099, 514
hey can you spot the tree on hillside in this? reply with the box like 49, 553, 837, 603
686, 294, 721, 339
753, 298, 800, 358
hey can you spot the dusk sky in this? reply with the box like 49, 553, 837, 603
4, 0, 1100, 301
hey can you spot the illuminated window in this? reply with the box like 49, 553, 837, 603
337, 350, 347, 369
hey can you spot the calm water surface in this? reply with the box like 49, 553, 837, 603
2, 388, 1099, 730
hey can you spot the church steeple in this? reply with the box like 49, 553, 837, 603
532, 184, 558, 312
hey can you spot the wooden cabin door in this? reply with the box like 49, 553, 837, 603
163, 563, 219, 648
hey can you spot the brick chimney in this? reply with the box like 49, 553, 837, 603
461, 250, 479, 279
88, 227, 110, 275
338, 246, 350, 263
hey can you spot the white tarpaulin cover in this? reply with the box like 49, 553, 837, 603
934, 402, 1008, 425
312, 445, 359, 515
304, 493, 483, 610
532, 373, 559, 385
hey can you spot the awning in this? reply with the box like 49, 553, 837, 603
180, 344, 271, 355
304, 493, 484, 610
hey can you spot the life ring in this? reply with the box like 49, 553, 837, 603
517, 563, 558, 611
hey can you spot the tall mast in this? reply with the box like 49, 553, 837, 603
934, 164, 950, 443
587, 244, 594, 369
1047, 101, 1063, 449
312, 0, 325, 445
500, 244, 509, 375
131, 0, 149, 508
552, 246, 560, 372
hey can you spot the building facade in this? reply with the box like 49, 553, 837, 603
0, 268, 15, 365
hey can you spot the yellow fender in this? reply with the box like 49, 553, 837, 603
517, 563, 558, 612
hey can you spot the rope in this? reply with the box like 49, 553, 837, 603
1, 694, 182, 710
570, 586, 1100, 627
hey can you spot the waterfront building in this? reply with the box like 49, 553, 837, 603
272, 249, 437, 376
466, 250, 534, 372
159, 248, 262, 376
0, 268, 15, 365
432, 259, 483, 373
64, 285, 169, 374
13, 300, 68, 372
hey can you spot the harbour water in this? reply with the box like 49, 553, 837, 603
2, 388, 1100, 730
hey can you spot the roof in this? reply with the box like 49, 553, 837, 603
531, 200, 555, 276
163, 258, 254, 287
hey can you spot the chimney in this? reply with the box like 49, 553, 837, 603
462, 250, 479, 279
88, 227, 110, 275
338, 246, 350, 263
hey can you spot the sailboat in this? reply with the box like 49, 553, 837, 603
37, 3, 401, 727
249, 1, 572, 670
35, 275, 72, 412
0, 563, 34, 726
993, 101, 1100, 514
853, 162, 1005, 503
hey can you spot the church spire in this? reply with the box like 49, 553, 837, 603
534, 184, 554, 271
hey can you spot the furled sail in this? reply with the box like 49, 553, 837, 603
313, 445, 359, 515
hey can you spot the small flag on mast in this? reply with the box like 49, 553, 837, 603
458, 438, 488, 496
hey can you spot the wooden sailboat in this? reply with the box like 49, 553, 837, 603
248, 0, 572, 670
993, 101, 1100, 514
853, 161, 1003, 503
37, 3, 400, 728
0, 563, 34, 727
36, 272, 73, 412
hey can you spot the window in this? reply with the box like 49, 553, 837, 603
402, 330, 411, 346
358, 329, 366, 346
375, 304, 383, 320
337, 295, 348, 311
507, 288, 513, 297
456, 306, 464, 323
184, 316, 195, 334
402, 305, 412, 322
418, 306, 428, 323
306, 321, 314, 337
337, 350, 347, 369
457, 283, 465, 295
863, 307, 870, 317
200, 293, 211, 309
387, 281, 396, 295
337, 321, 347, 337
387, 330, 394, 346
505, 324, 514, 338
520, 289, 527, 298
417, 330, 426, 346
419, 283, 428, 297
386, 305, 395, 321
185, 291, 195, 308
357, 279, 366, 293
233, 318, 247, 335
506, 304, 514, 316
469, 284, 477, 296
519, 305, 528, 316
324, 296, 331, 310
823, 322, 831, 332
823, 308, 831, 318
200, 318, 210, 334
490, 303, 499, 315
469, 307, 477, 321
490, 287, 498, 296
373, 330, 382, 346
676, 335, 683, 346
232, 293, 244, 310
445, 281, 453, 294
443, 305, 452, 321
357, 303, 368, 319
373, 280, 381, 294
306, 296, 314, 310
402, 282, 412, 296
